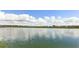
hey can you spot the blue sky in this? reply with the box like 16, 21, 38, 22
1, 10, 79, 18
0, 10, 79, 26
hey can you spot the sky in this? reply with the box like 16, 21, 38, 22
0, 10, 79, 26
1, 10, 79, 18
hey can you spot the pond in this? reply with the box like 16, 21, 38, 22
0, 28, 79, 48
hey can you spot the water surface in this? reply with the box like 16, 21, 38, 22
0, 28, 79, 48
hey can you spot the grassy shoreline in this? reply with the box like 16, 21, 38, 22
0, 25, 79, 28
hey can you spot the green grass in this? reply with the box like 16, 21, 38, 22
0, 40, 8, 48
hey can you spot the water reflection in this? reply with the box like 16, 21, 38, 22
0, 28, 79, 40
0, 28, 79, 47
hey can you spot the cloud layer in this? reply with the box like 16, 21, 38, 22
0, 11, 79, 26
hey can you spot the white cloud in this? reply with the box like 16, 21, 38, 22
50, 16, 56, 20
0, 11, 5, 14
0, 11, 79, 26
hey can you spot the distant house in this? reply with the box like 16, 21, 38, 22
52, 25, 56, 27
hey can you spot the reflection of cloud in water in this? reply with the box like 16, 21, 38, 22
55, 29, 79, 38
0, 28, 79, 41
